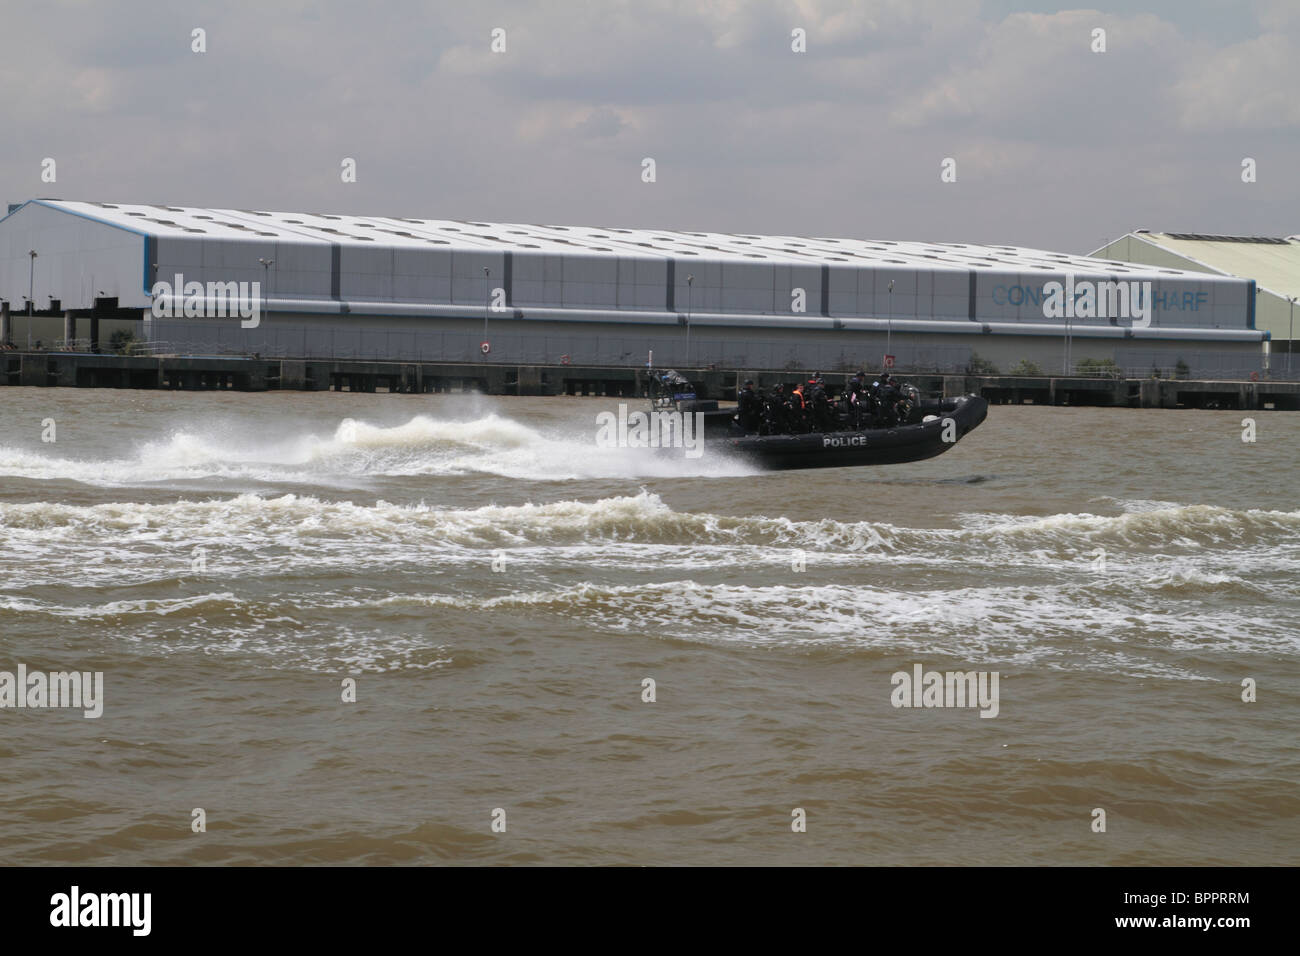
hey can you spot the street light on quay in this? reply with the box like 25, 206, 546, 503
258, 257, 274, 332
27, 250, 37, 315
482, 267, 491, 360
685, 274, 694, 366
1289, 295, 1296, 375
1062, 290, 1073, 376
1064, 313, 1072, 375
27, 250, 36, 348
886, 278, 894, 363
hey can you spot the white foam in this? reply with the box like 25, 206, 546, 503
0, 411, 758, 486
3, 490, 1294, 678
349, 578, 1295, 679
3, 492, 1297, 563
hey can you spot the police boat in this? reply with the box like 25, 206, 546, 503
645, 370, 988, 470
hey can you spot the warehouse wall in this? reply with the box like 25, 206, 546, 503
1255, 295, 1297, 343
143, 232, 1256, 331
155, 236, 330, 300
0, 202, 145, 309
144, 313, 1264, 377
0, 206, 1268, 374
972, 269, 1248, 331
1094, 234, 1292, 340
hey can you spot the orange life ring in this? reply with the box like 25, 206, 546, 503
1250, 371, 1259, 381
560, 354, 571, 365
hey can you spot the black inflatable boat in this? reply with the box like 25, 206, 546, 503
716, 394, 988, 470
646, 370, 988, 470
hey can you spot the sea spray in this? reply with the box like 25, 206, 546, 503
0, 410, 754, 485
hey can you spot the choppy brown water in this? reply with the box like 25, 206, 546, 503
0, 388, 1296, 865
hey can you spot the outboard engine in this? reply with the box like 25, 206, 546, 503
897, 383, 922, 425
648, 369, 718, 413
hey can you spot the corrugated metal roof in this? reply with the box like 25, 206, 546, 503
37, 199, 1207, 278
1130, 232, 1300, 300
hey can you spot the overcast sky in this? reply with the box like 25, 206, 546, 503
3, 0, 1296, 253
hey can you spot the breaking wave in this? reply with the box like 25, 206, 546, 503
355, 578, 1294, 672
2, 491, 1297, 552
2, 490, 1294, 677
0, 412, 757, 485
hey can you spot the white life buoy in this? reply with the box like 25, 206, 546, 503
560, 354, 571, 365
480, 341, 491, 354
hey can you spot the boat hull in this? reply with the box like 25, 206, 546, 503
714, 394, 989, 470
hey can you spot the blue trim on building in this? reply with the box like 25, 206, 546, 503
28, 200, 152, 239
0, 198, 37, 226
1247, 280, 1256, 329
143, 236, 156, 295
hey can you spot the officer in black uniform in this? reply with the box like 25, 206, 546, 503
846, 372, 868, 429
767, 383, 790, 434
876, 372, 902, 427
807, 373, 832, 432
736, 379, 763, 434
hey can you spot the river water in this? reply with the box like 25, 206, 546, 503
0, 388, 1296, 865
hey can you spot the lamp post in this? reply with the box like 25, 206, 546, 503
482, 267, 491, 361
1062, 279, 1071, 375
27, 250, 36, 349
1064, 313, 1071, 375
886, 278, 894, 363
258, 258, 274, 345
1289, 296, 1296, 375
685, 274, 694, 366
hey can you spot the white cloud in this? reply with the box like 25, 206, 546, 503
0, 1, 1294, 252
1169, 32, 1300, 130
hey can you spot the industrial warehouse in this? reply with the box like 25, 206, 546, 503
0, 199, 1278, 398
1092, 230, 1299, 368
